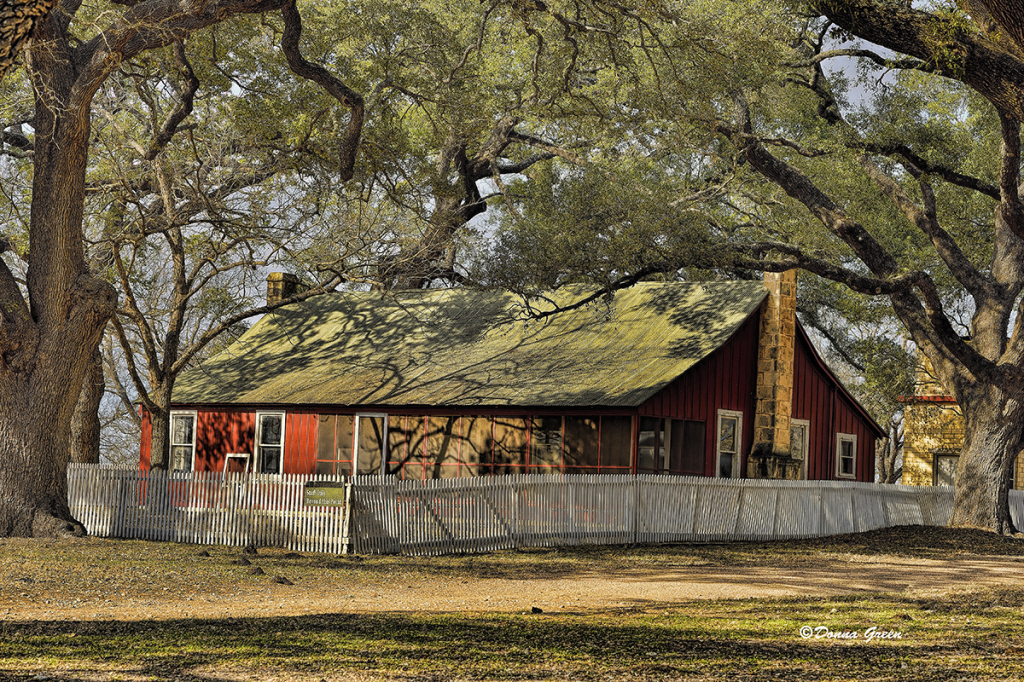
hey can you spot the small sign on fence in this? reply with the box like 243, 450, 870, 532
304, 481, 348, 507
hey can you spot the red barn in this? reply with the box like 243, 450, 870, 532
141, 273, 883, 482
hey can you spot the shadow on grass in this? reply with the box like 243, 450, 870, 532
3, 591, 1024, 682
261, 525, 1024, 586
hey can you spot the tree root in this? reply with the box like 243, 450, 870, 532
31, 509, 86, 538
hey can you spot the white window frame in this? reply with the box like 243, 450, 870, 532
790, 418, 810, 480
933, 452, 959, 488
716, 410, 744, 479
353, 412, 389, 475
255, 411, 286, 475
836, 432, 857, 479
169, 410, 198, 472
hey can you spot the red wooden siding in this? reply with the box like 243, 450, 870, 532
191, 409, 319, 474
138, 408, 255, 472
637, 308, 878, 483
195, 410, 254, 473
638, 308, 761, 477
792, 330, 878, 482
284, 411, 318, 475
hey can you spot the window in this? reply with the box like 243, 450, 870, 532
355, 413, 388, 475
169, 411, 197, 472
564, 417, 600, 473
638, 417, 665, 472
670, 420, 706, 475
598, 416, 632, 472
716, 411, 743, 479
530, 416, 563, 472
934, 452, 958, 487
426, 416, 460, 478
255, 412, 285, 475
836, 433, 857, 479
492, 416, 529, 475
790, 419, 809, 480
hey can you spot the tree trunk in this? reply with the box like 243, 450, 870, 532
147, 383, 173, 471
70, 345, 104, 464
0, 280, 113, 536
0, 20, 117, 536
949, 391, 1024, 534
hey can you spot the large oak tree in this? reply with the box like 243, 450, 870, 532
748, 0, 1024, 533
482, 0, 1024, 533
0, 0, 362, 536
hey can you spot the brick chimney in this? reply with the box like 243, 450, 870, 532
747, 270, 801, 480
266, 272, 301, 306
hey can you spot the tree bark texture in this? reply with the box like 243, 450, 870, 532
948, 387, 1024, 533
0, 0, 56, 80
70, 346, 104, 465
147, 387, 171, 471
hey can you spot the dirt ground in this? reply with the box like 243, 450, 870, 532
4, 528, 1024, 622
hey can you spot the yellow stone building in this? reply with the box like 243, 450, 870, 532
902, 362, 1024, 488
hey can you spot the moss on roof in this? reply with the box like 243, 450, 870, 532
172, 281, 768, 408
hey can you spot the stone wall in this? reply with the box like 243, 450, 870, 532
902, 354, 1024, 488
902, 400, 965, 486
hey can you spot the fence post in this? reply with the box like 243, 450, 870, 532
341, 480, 354, 555
633, 475, 640, 545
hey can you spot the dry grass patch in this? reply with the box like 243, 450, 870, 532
2, 526, 1024, 680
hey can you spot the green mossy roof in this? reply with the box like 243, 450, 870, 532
172, 281, 768, 408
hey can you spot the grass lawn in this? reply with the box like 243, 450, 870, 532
3, 527, 1024, 680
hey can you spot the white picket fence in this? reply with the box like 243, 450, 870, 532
68, 464, 1013, 556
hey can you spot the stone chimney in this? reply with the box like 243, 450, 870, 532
266, 272, 301, 306
747, 270, 801, 480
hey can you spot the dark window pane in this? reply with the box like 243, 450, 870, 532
718, 453, 733, 479
260, 414, 283, 445
386, 416, 408, 476
530, 416, 563, 469
258, 445, 280, 474
600, 416, 633, 470
672, 420, 705, 475
638, 417, 663, 472
838, 438, 856, 477
564, 417, 600, 469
